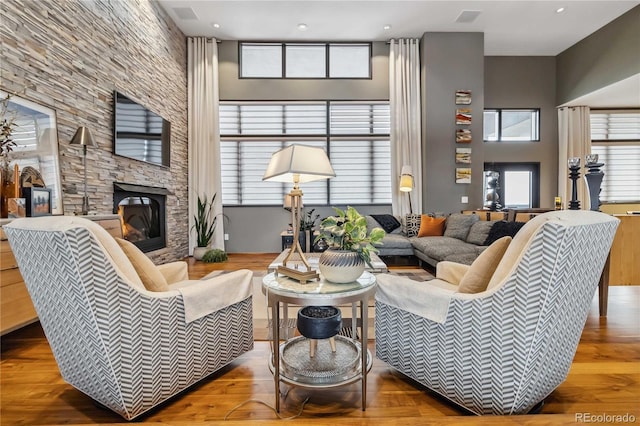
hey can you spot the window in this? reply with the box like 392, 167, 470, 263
483, 163, 540, 209
239, 42, 371, 79
484, 109, 540, 142
590, 109, 640, 202
220, 101, 390, 206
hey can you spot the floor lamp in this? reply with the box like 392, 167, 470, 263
399, 165, 414, 214
263, 145, 335, 283
70, 127, 97, 215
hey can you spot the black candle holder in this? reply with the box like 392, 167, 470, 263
568, 157, 581, 210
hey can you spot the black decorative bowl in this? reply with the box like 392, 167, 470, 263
297, 306, 342, 340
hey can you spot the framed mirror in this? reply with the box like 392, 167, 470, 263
1, 90, 63, 215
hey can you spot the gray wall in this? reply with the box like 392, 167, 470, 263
0, 0, 189, 263
421, 32, 485, 214
556, 5, 640, 104
218, 41, 389, 100
484, 57, 558, 208
219, 41, 391, 253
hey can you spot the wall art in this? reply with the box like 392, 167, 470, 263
456, 129, 472, 143
455, 90, 472, 105
455, 148, 471, 164
456, 108, 472, 125
456, 168, 471, 184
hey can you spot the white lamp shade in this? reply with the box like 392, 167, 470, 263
263, 144, 335, 183
399, 165, 413, 192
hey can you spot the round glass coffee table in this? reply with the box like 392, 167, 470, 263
262, 271, 376, 412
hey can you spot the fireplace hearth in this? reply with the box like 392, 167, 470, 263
113, 183, 170, 253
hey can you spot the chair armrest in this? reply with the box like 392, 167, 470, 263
170, 269, 253, 323
157, 261, 189, 284
436, 261, 469, 285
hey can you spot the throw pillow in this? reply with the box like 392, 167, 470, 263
370, 214, 401, 234
466, 220, 498, 245
404, 214, 422, 237
457, 236, 512, 294
115, 238, 170, 292
443, 213, 479, 241
418, 215, 446, 237
484, 221, 526, 245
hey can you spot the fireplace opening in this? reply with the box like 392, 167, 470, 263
113, 183, 169, 252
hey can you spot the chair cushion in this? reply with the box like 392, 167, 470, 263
418, 215, 446, 237
444, 213, 479, 241
116, 238, 170, 292
457, 236, 512, 294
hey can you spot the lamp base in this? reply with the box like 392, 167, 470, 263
276, 265, 320, 284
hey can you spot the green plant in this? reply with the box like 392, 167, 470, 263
1, 93, 18, 166
300, 208, 320, 231
315, 206, 385, 266
191, 193, 218, 248
201, 248, 228, 263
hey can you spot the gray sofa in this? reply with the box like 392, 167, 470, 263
366, 213, 499, 267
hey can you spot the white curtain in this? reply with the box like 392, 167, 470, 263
187, 37, 224, 253
389, 38, 422, 216
558, 106, 591, 210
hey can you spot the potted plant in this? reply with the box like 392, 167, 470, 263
191, 193, 218, 260
315, 206, 385, 283
299, 208, 320, 252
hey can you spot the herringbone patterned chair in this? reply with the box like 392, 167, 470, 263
5, 216, 253, 420
375, 210, 618, 415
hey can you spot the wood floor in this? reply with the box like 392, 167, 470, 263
1, 253, 639, 425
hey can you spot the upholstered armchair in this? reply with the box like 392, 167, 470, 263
4, 216, 254, 420
375, 210, 619, 415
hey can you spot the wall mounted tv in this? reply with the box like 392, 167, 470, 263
113, 91, 171, 167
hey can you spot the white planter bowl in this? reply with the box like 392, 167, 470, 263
318, 249, 365, 284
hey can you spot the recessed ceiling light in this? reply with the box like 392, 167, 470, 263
556, 7, 565, 13
383, 25, 392, 30
212, 23, 220, 28
297, 23, 308, 31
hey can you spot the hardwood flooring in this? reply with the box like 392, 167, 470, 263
1, 253, 638, 425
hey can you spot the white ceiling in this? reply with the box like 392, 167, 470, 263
157, 0, 640, 107
158, 0, 639, 55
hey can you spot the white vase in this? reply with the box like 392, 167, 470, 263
193, 246, 208, 260
319, 249, 365, 284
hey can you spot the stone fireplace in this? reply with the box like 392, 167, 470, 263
113, 183, 170, 253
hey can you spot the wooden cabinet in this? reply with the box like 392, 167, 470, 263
0, 215, 122, 335
608, 215, 640, 286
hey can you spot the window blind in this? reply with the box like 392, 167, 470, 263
220, 101, 391, 206
591, 109, 640, 202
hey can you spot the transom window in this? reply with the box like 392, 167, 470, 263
239, 42, 371, 79
219, 101, 390, 206
590, 109, 640, 202
484, 109, 540, 142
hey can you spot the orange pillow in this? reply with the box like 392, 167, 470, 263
418, 215, 446, 237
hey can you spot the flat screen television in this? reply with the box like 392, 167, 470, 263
113, 91, 171, 167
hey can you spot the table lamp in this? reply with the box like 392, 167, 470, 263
70, 126, 97, 215
399, 165, 414, 214
263, 144, 335, 283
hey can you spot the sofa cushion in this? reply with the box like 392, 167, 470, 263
380, 233, 414, 250
484, 220, 526, 245
444, 213, 479, 241
116, 238, 170, 292
457, 236, 512, 294
418, 215, 446, 237
370, 214, 401, 234
466, 220, 498, 245
411, 236, 477, 261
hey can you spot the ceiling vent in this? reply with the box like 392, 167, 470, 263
455, 10, 482, 23
173, 7, 198, 20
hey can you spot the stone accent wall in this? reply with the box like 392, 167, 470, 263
0, 0, 188, 263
